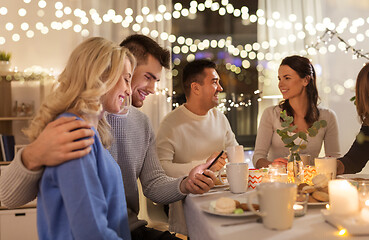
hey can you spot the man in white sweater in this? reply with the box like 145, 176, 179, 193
0, 35, 222, 240
156, 59, 238, 234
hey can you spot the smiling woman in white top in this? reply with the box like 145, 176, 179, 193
253, 55, 340, 168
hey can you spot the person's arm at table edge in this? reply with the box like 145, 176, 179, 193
337, 125, 369, 175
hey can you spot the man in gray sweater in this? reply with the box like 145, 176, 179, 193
0, 35, 220, 240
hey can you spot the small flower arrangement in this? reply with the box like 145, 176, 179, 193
276, 110, 327, 161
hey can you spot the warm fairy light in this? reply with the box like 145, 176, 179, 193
12, 34, 20, 41
55, 10, 63, 18
150, 30, 159, 38
73, 24, 82, 33
18, 8, 27, 16
64, 7, 72, 15
81, 29, 89, 37
0, 7, 8, 15
141, 6, 150, 15
38, 0, 46, 9
26, 30, 34, 38
124, 8, 133, 16
5, 22, 14, 31
158, 5, 166, 13
55, 2, 63, 10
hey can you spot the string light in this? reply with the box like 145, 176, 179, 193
307, 29, 369, 60
2, 1, 369, 102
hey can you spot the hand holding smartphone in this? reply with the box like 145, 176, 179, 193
203, 150, 224, 176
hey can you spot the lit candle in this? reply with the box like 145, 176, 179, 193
293, 204, 305, 217
329, 180, 359, 215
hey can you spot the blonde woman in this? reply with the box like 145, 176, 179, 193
24, 37, 135, 239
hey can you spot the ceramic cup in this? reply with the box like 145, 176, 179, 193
226, 145, 244, 163
247, 182, 297, 230
315, 157, 337, 179
219, 162, 248, 193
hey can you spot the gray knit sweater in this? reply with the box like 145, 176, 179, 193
0, 107, 185, 231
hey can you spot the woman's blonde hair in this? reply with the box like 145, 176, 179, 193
356, 63, 369, 126
23, 37, 136, 148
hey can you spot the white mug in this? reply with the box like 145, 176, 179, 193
315, 157, 337, 179
247, 182, 297, 230
219, 162, 248, 193
226, 145, 244, 163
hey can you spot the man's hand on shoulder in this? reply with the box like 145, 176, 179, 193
22, 117, 95, 171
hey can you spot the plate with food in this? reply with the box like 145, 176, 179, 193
201, 196, 259, 217
337, 174, 369, 182
307, 201, 329, 206
298, 174, 330, 206
213, 182, 229, 189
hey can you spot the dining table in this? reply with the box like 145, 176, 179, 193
183, 186, 369, 240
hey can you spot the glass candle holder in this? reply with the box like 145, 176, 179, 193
302, 165, 317, 185
357, 182, 369, 209
294, 193, 309, 217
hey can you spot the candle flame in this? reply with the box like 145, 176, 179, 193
338, 229, 347, 236
326, 204, 330, 210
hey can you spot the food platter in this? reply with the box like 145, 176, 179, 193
337, 174, 369, 181
200, 193, 259, 217
307, 201, 329, 206
201, 201, 256, 217
213, 183, 229, 188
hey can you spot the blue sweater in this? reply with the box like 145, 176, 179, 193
37, 113, 131, 240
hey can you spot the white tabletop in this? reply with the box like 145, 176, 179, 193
183, 188, 368, 240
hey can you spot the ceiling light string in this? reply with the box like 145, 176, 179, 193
306, 28, 369, 61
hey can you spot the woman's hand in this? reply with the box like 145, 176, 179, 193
272, 157, 288, 167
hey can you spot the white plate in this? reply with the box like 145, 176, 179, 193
321, 209, 369, 235
201, 203, 256, 217
200, 195, 258, 217
337, 174, 369, 181
213, 183, 229, 188
308, 201, 328, 206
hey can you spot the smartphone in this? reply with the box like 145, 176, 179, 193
203, 150, 224, 176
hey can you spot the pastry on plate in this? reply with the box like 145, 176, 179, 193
215, 197, 236, 214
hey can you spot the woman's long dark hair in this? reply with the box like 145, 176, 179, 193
278, 55, 320, 126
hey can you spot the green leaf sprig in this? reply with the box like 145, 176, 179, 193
357, 132, 369, 144
0, 51, 11, 61
276, 110, 327, 155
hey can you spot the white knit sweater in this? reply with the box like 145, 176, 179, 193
252, 105, 341, 166
156, 105, 238, 235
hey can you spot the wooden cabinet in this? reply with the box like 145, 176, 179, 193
0, 208, 38, 240
0, 162, 38, 240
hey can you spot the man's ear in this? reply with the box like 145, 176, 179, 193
191, 82, 201, 95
